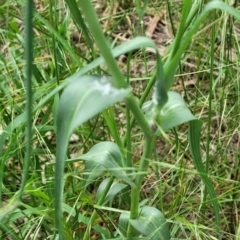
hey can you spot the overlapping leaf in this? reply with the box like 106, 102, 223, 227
96, 177, 127, 205
119, 206, 170, 240
66, 142, 133, 186
55, 75, 131, 232
143, 91, 196, 132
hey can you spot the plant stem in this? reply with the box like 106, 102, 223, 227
125, 96, 155, 238
127, 134, 155, 237
18, 0, 34, 200
78, 2, 156, 238
123, 71, 157, 146
102, 109, 124, 151
78, 0, 127, 89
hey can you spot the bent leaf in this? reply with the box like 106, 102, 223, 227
83, 161, 105, 187
55, 75, 131, 233
67, 142, 133, 186
96, 177, 127, 205
189, 120, 220, 232
58, 75, 131, 137
129, 206, 170, 240
119, 206, 170, 240
143, 91, 196, 132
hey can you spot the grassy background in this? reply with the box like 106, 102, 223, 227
0, 0, 240, 239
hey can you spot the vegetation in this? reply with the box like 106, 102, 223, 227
0, 0, 240, 239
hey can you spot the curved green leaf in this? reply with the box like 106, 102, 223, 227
189, 120, 220, 232
83, 161, 105, 186
119, 206, 170, 240
66, 142, 133, 186
55, 76, 131, 234
119, 212, 136, 237
96, 177, 127, 205
58, 75, 131, 137
143, 91, 196, 132
129, 206, 170, 240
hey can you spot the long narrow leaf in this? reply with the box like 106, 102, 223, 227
18, 0, 34, 201
164, 1, 240, 90
55, 75, 131, 238
65, 0, 93, 48
188, 120, 220, 232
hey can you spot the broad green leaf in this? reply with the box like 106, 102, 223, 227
143, 91, 196, 132
119, 206, 170, 240
66, 142, 133, 186
57, 75, 131, 137
189, 120, 220, 232
0, 36, 161, 165
55, 76, 131, 234
129, 206, 170, 240
119, 212, 136, 237
96, 178, 127, 205
83, 161, 105, 186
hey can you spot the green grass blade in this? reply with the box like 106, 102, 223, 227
188, 120, 220, 233
155, 53, 168, 110
18, 0, 34, 200
35, 11, 83, 67
0, 36, 160, 162
64, 0, 93, 49
167, 0, 191, 62
164, 1, 240, 90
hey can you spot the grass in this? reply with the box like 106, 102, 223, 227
0, 0, 240, 239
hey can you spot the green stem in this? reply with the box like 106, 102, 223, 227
18, 0, 34, 200
127, 134, 155, 237
78, 2, 155, 238
124, 96, 155, 238
49, 0, 60, 85
124, 96, 152, 139
78, 0, 127, 89
102, 108, 124, 151
123, 71, 157, 146
167, 0, 191, 62
126, 52, 132, 171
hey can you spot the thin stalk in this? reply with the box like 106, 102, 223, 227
125, 88, 156, 239
78, 0, 127, 89
166, 0, 188, 101
202, 8, 216, 216
102, 109, 124, 151
83, 176, 115, 240
123, 71, 157, 146
167, 0, 191, 62
124, 96, 153, 139
127, 134, 155, 237
18, 0, 34, 200
134, 0, 148, 37
126, 53, 133, 171
49, 0, 60, 85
